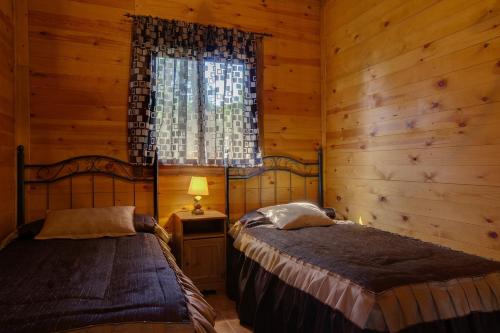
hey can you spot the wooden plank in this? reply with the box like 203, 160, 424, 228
322, 0, 383, 34
0, 0, 15, 241
329, 164, 500, 186
135, 0, 320, 42
328, 144, 500, 167
328, 102, 500, 144
29, 0, 134, 21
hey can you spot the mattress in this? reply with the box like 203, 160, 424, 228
229, 211, 500, 332
0, 226, 215, 333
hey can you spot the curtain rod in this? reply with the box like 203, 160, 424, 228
123, 12, 273, 38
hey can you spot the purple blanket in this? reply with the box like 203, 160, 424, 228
0, 233, 190, 333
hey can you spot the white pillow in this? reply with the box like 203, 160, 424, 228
35, 206, 136, 240
257, 202, 334, 230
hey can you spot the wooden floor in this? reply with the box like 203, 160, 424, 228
205, 293, 252, 333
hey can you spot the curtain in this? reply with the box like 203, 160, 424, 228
128, 16, 262, 167
153, 57, 200, 165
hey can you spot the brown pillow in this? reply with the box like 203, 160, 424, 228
133, 214, 157, 233
35, 206, 136, 240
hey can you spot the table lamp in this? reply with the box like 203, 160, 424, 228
188, 176, 209, 215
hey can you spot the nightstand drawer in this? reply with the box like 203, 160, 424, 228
183, 237, 225, 288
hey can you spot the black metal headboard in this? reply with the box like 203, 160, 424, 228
225, 149, 323, 222
16, 145, 159, 226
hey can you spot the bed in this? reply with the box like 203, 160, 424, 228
225, 151, 500, 333
0, 146, 216, 333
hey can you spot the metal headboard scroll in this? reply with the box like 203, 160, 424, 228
16, 145, 159, 226
225, 149, 324, 222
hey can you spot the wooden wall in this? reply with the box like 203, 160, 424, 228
22, 0, 321, 226
0, 0, 16, 240
322, 0, 500, 259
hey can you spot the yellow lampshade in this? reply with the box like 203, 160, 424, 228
188, 176, 209, 196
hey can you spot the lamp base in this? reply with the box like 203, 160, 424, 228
192, 208, 205, 215
192, 199, 204, 215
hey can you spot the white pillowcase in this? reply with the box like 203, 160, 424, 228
35, 206, 136, 240
257, 202, 334, 230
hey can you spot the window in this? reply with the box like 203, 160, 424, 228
126, 16, 262, 166
153, 56, 260, 167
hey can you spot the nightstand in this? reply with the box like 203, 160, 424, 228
172, 210, 227, 292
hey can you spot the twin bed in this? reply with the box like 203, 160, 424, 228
228, 213, 500, 332
1, 147, 215, 333
225, 153, 500, 333
1, 147, 499, 332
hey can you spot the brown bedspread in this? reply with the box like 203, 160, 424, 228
241, 219, 500, 292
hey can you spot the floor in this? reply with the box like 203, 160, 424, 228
205, 293, 252, 333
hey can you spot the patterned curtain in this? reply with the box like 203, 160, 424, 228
128, 16, 262, 166
152, 57, 200, 165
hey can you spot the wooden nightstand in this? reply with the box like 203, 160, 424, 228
172, 210, 227, 292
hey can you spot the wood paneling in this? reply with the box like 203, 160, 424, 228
0, 0, 16, 240
322, 0, 500, 260
17, 0, 500, 258
24, 0, 321, 227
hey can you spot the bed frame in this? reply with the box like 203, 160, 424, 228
16, 145, 322, 227
224, 149, 323, 222
16, 145, 159, 226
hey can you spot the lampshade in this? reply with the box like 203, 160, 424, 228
188, 176, 209, 196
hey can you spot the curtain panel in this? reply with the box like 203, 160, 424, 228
128, 16, 262, 167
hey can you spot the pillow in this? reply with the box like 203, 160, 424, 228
35, 206, 136, 240
133, 214, 157, 233
257, 202, 334, 230
17, 219, 45, 240
237, 210, 273, 229
322, 207, 336, 219
18, 213, 154, 240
